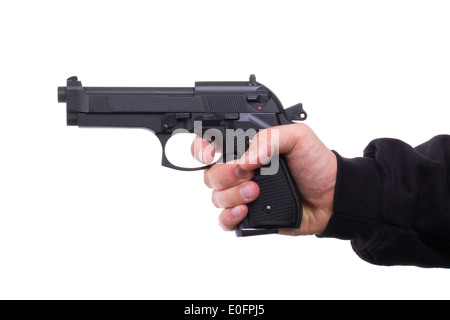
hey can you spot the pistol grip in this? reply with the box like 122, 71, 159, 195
236, 156, 302, 237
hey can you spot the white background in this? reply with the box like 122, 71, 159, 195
0, 0, 449, 299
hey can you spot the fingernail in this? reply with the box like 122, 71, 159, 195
235, 166, 251, 180
231, 206, 242, 218
240, 183, 255, 201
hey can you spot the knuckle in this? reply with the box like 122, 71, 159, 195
219, 210, 233, 231
218, 217, 229, 231
215, 172, 228, 190
204, 165, 227, 190
293, 122, 311, 138
211, 191, 222, 208
203, 170, 212, 188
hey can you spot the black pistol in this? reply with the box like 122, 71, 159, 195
57, 75, 307, 237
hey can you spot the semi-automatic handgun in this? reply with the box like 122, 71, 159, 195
57, 75, 307, 236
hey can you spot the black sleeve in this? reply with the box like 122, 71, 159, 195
318, 135, 450, 268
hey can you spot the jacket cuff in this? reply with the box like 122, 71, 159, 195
317, 151, 385, 248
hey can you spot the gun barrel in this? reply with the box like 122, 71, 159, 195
59, 85, 205, 114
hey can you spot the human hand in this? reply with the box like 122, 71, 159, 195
192, 123, 337, 235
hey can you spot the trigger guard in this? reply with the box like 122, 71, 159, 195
157, 133, 214, 171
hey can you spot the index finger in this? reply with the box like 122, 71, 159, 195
191, 136, 216, 165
